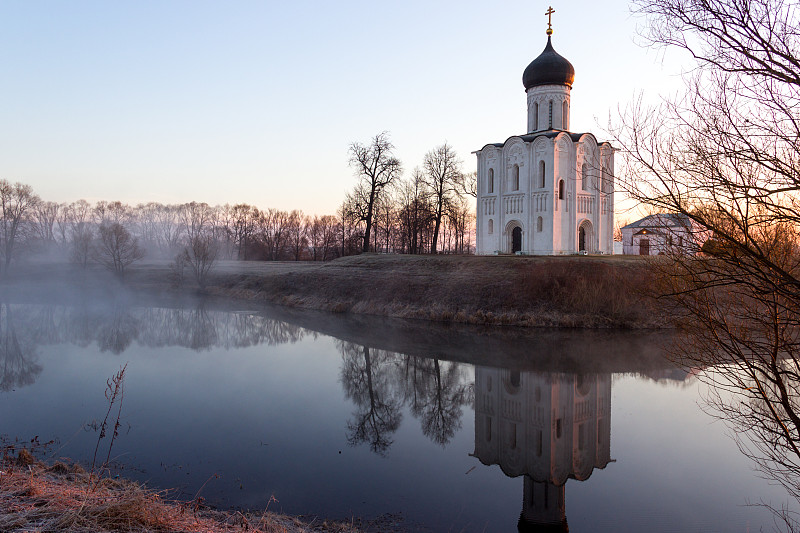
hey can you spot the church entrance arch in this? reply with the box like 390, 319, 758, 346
512, 227, 522, 253
505, 221, 523, 254
578, 220, 593, 253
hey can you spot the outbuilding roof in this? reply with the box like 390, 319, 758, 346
621, 213, 692, 230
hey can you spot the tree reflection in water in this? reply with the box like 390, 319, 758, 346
0, 303, 42, 391
97, 306, 139, 354
0, 302, 308, 388
338, 341, 473, 453
400, 356, 472, 446
339, 342, 403, 455
663, 282, 800, 526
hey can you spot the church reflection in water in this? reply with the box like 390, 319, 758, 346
472, 367, 612, 532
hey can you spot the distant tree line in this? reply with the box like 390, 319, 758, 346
0, 135, 475, 273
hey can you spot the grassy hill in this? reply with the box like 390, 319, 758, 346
206, 254, 659, 328
2, 253, 659, 328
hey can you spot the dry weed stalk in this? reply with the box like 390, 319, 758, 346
88, 363, 127, 493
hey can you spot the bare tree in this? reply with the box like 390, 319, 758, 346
178, 202, 214, 242
348, 132, 403, 253
32, 201, 60, 246
286, 210, 307, 261
94, 222, 145, 278
454, 170, 477, 199
397, 168, 432, 254
423, 143, 462, 253
612, 0, 800, 511
229, 203, 258, 260
0, 181, 39, 272
177, 234, 219, 289
70, 223, 94, 267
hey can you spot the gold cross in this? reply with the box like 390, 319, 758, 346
545, 6, 555, 35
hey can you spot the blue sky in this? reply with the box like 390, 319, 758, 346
0, 1, 685, 215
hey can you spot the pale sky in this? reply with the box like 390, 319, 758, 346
0, 1, 686, 216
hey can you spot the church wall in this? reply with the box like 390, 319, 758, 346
530, 138, 555, 255
599, 145, 615, 253
476, 138, 614, 255
476, 151, 501, 254
552, 137, 573, 254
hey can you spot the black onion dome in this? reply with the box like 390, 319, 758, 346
522, 36, 575, 90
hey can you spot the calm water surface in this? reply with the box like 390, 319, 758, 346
0, 298, 794, 532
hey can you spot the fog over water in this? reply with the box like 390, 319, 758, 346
0, 294, 795, 532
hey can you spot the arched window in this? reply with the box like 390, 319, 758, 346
562, 100, 568, 129
558, 179, 564, 200
539, 160, 545, 188
488, 219, 493, 234
581, 163, 589, 190
537, 216, 543, 232
512, 164, 520, 191
602, 165, 611, 193
548, 100, 553, 129
533, 102, 539, 130
488, 168, 494, 193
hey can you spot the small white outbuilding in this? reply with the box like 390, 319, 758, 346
620, 213, 706, 255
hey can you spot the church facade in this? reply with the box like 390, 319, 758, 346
475, 26, 615, 255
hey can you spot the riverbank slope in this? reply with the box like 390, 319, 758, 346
3, 254, 660, 328
0, 450, 367, 533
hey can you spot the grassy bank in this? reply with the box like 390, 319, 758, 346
0, 450, 365, 533
205, 254, 659, 328
2, 254, 660, 328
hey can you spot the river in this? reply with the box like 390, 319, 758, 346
0, 296, 793, 532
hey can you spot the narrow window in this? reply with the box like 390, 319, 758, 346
536, 430, 543, 457
558, 179, 564, 200
486, 417, 492, 442
488, 219, 493, 234
537, 216, 543, 232
513, 165, 520, 191
511, 423, 517, 450
562, 100, 568, 129
488, 168, 494, 193
548, 100, 553, 129
556, 418, 562, 439
534, 102, 539, 130
539, 161, 545, 188
581, 163, 589, 190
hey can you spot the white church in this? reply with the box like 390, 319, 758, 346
475, 14, 615, 255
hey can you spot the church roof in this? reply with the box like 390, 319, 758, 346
523, 36, 575, 90
479, 130, 595, 151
